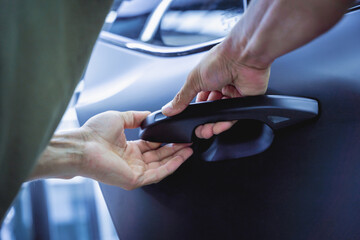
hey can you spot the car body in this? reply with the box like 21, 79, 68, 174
71, 0, 360, 239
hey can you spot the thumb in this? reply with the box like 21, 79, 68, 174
162, 70, 200, 116
122, 111, 151, 129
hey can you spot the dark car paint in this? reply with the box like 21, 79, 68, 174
77, 9, 360, 240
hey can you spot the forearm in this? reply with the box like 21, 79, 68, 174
28, 130, 84, 181
220, 0, 354, 68
28, 111, 193, 190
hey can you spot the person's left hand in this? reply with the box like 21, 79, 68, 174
30, 111, 193, 190
79, 111, 193, 190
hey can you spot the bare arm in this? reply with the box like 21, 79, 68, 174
225, 0, 354, 68
29, 111, 193, 190
162, 0, 354, 138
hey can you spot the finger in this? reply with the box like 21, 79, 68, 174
121, 111, 151, 129
134, 140, 162, 153
222, 85, 242, 98
200, 123, 215, 139
207, 90, 223, 101
195, 123, 214, 139
162, 69, 201, 116
213, 86, 240, 135
141, 147, 193, 186
212, 120, 237, 135
196, 91, 210, 102
143, 143, 192, 163
146, 147, 192, 169
195, 125, 204, 138
194, 90, 225, 138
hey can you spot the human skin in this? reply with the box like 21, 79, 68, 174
28, 0, 354, 190
29, 111, 193, 190
162, 0, 354, 139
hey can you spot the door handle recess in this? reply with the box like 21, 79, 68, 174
139, 95, 319, 143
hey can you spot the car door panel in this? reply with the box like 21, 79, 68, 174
76, 9, 360, 240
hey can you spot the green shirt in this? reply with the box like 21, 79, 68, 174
0, 0, 113, 220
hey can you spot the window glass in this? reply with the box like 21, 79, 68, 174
102, 0, 161, 39
160, 0, 244, 46
103, 0, 244, 47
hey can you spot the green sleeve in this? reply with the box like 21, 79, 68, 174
0, 0, 114, 220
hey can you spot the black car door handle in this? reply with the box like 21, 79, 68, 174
139, 95, 319, 143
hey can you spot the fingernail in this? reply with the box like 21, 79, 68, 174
161, 101, 173, 114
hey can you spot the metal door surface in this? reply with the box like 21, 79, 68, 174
76, 9, 360, 240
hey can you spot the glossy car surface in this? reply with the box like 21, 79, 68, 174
76, 1, 360, 239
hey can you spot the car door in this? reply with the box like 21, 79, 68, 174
76, 0, 360, 239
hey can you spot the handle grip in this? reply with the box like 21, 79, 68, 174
139, 95, 319, 143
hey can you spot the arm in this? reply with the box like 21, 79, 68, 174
162, 0, 354, 138
28, 130, 85, 181
29, 111, 193, 190
224, 0, 353, 68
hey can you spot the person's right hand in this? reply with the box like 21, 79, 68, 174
162, 43, 271, 139
161, 0, 351, 140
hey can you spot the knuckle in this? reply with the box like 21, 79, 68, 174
173, 92, 188, 109
173, 93, 182, 105
187, 68, 202, 91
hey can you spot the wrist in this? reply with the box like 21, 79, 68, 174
29, 129, 85, 181
218, 28, 273, 71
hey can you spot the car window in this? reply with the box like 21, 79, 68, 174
159, 0, 244, 46
102, 0, 245, 47
102, 0, 161, 40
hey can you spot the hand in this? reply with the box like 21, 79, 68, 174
30, 111, 193, 190
162, 42, 270, 139
161, 0, 352, 139
80, 111, 193, 190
